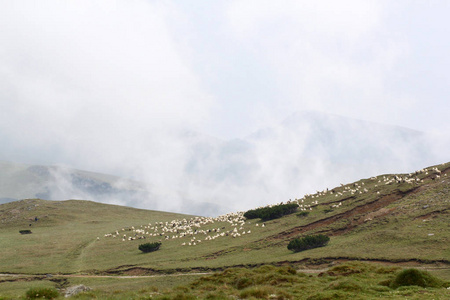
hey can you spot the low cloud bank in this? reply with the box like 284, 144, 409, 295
2, 112, 448, 216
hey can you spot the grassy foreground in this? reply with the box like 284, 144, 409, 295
0, 262, 449, 299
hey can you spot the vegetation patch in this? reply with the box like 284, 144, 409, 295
235, 277, 253, 289
25, 287, 59, 299
244, 203, 298, 221
19, 230, 32, 234
324, 261, 372, 276
388, 268, 447, 289
1, 262, 448, 299
327, 279, 364, 292
287, 234, 330, 252
138, 242, 162, 253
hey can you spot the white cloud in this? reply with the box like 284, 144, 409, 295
224, 0, 416, 127
0, 0, 213, 173
227, 0, 382, 40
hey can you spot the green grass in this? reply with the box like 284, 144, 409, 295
0, 274, 202, 299
0, 199, 193, 274
141, 262, 450, 299
0, 162, 449, 299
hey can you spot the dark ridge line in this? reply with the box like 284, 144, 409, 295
412, 208, 450, 220
0, 275, 46, 284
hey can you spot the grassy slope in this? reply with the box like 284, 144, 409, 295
0, 199, 193, 274
1, 163, 449, 275
83, 162, 449, 274
0, 162, 449, 298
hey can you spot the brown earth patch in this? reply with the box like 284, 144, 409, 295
266, 190, 409, 241
121, 267, 151, 276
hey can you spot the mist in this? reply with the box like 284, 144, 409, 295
1, 1, 449, 216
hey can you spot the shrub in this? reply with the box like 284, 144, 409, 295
287, 234, 330, 252
389, 268, 446, 289
25, 287, 59, 299
139, 242, 161, 253
19, 230, 32, 234
243, 207, 265, 219
244, 203, 298, 221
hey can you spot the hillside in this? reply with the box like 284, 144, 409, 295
1, 162, 449, 274
0, 200, 193, 274
0, 162, 449, 298
88, 161, 450, 274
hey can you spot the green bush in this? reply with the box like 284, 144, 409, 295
287, 234, 330, 252
243, 207, 264, 219
25, 287, 59, 299
244, 203, 298, 221
19, 230, 32, 234
389, 268, 446, 289
139, 242, 161, 253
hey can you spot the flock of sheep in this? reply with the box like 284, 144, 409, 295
298, 165, 445, 204
102, 212, 260, 245
102, 164, 447, 246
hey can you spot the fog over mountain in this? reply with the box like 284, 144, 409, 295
2, 111, 448, 216
1, 2, 449, 215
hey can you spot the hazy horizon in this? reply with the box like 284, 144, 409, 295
1, 1, 449, 214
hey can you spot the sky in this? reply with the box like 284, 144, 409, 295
0, 1, 449, 213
